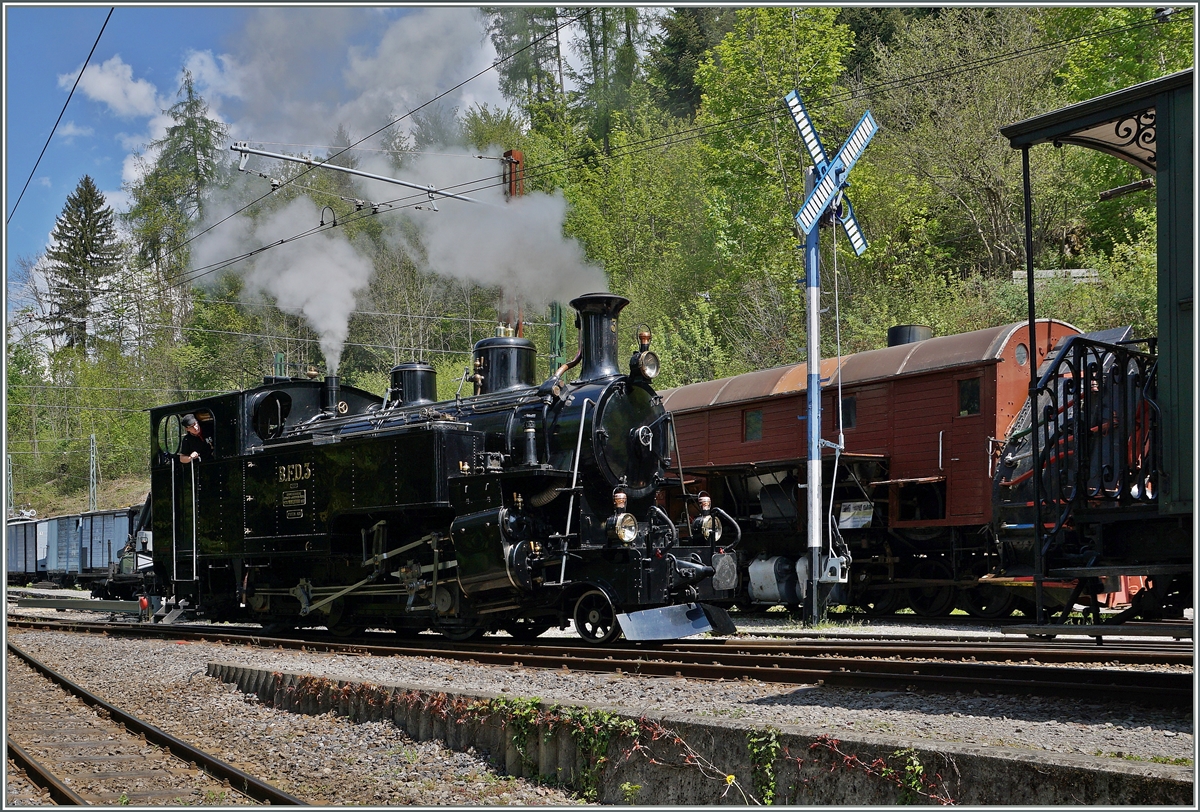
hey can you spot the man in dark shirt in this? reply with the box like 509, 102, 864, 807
178, 414, 212, 463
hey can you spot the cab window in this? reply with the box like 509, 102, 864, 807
155, 410, 216, 463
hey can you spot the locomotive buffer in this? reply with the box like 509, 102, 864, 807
786, 90, 878, 624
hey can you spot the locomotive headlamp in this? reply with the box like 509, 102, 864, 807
607, 491, 638, 542
607, 512, 639, 544
693, 514, 723, 542
635, 351, 660, 380
629, 324, 659, 379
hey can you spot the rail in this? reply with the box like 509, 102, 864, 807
8, 618, 1191, 707
6, 640, 306, 805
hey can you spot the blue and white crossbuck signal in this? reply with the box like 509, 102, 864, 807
786, 90, 877, 255
785, 88, 878, 625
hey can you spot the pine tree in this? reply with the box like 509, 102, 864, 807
648, 8, 736, 119
151, 70, 230, 222
41, 175, 122, 351
123, 71, 229, 325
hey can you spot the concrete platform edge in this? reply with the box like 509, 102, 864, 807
205, 661, 1193, 805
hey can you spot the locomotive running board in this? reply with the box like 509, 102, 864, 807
617, 603, 738, 641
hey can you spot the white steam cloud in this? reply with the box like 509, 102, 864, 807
187, 8, 608, 371
350, 147, 607, 307
193, 197, 373, 374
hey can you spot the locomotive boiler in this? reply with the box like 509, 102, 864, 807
147, 293, 736, 643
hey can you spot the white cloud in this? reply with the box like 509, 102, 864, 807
339, 8, 503, 139
36, 177, 51, 188
100, 187, 132, 216
59, 54, 162, 117
216, 8, 502, 149
182, 49, 243, 106
55, 121, 94, 140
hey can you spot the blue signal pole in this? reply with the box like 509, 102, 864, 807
803, 168, 824, 627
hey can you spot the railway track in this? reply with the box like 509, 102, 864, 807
5, 641, 305, 806
9, 617, 1191, 708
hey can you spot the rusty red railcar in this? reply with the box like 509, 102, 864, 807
660, 320, 1078, 617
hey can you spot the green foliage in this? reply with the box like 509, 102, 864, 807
462, 104, 527, 154
556, 706, 639, 801
480, 8, 567, 111
836, 8, 934, 80
123, 71, 230, 326
491, 696, 544, 769
41, 175, 123, 351
567, 8, 651, 149
746, 726, 782, 805
1041, 7, 1195, 103
646, 8, 735, 119
652, 297, 741, 388
619, 781, 642, 804
864, 8, 1070, 279
881, 748, 926, 805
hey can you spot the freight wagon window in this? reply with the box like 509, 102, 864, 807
840, 396, 857, 429
744, 409, 763, 442
958, 378, 981, 416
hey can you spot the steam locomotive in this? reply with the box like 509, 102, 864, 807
141, 293, 736, 644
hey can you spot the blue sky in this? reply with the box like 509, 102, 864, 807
4, 5, 511, 303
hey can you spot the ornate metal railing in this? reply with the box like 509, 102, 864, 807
1031, 335, 1159, 551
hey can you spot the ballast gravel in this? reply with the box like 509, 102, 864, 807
5, 627, 583, 806
5, 614, 1194, 807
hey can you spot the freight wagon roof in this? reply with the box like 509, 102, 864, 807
660, 320, 1073, 412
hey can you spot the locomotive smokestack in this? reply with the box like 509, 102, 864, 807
569, 293, 630, 381
322, 375, 341, 414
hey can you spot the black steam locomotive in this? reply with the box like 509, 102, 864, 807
144, 293, 736, 643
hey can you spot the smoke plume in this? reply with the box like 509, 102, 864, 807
193, 196, 373, 374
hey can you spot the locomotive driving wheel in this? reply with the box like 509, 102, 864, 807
858, 587, 902, 615
573, 590, 621, 644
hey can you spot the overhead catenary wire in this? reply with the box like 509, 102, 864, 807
7, 7, 114, 225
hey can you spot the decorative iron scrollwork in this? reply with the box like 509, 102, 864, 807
1113, 110, 1156, 165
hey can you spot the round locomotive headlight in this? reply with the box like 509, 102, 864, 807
636, 351, 660, 380
695, 514, 723, 542
607, 512, 639, 544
